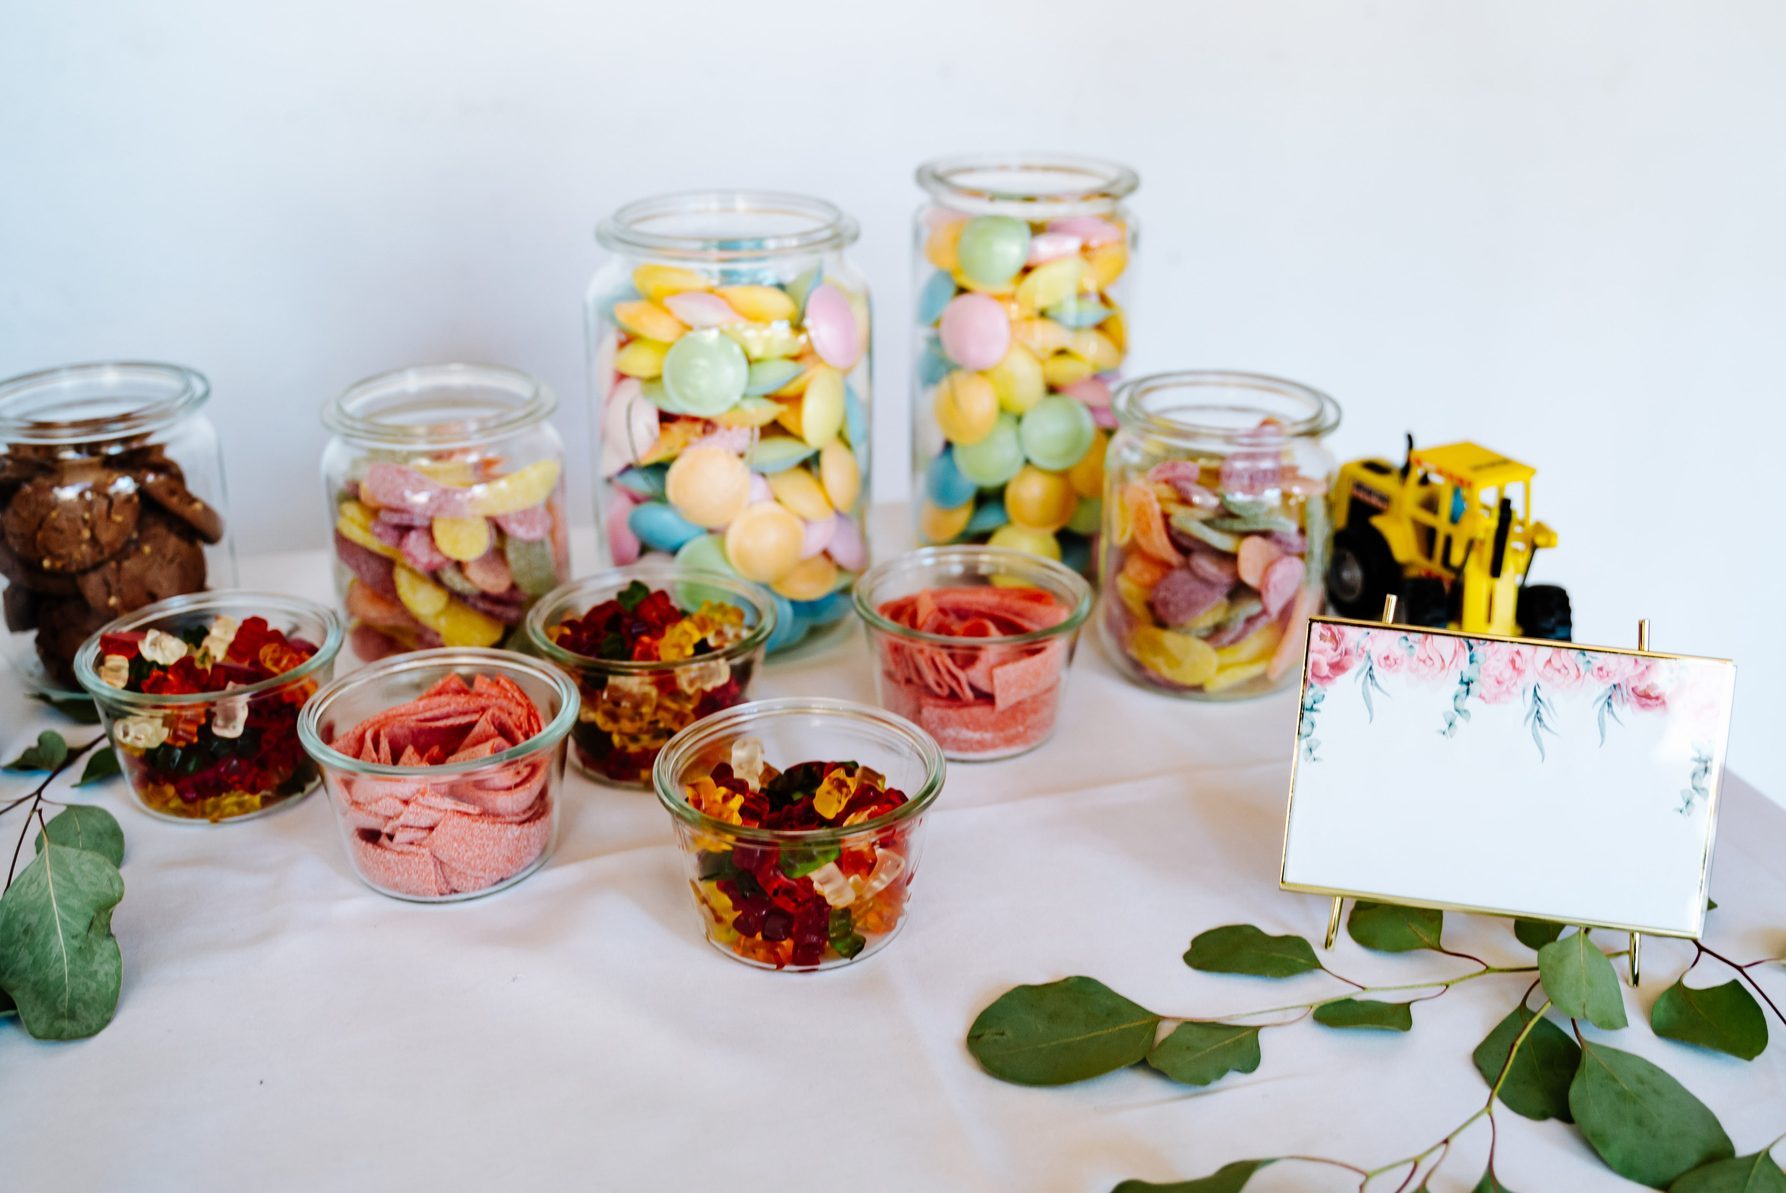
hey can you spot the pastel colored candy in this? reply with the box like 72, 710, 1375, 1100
918, 339, 954, 387
771, 554, 838, 602
633, 264, 711, 302
1003, 465, 1077, 532
956, 215, 1031, 288
1066, 497, 1101, 536
984, 343, 1046, 414
629, 501, 705, 553
613, 299, 688, 343
964, 499, 1009, 536
1260, 554, 1306, 616
927, 448, 978, 509
938, 293, 1011, 371
665, 445, 751, 528
1043, 297, 1111, 329
916, 270, 958, 325
721, 321, 802, 362
762, 591, 803, 653
744, 359, 804, 395
605, 495, 641, 566
1060, 376, 1113, 408
664, 290, 741, 329
1237, 535, 1285, 588
793, 589, 852, 626
1019, 395, 1097, 471
804, 283, 862, 370
675, 533, 736, 577
818, 440, 861, 513
614, 339, 668, 379
987, 523, 1060, 562
724, 501, 805, 583
503, 537, 560, 597
1047, 216, 1124, 246
843, 383, 869, 450
431, 516, 492, 563
785, 266, 822, 317
613, 464, 668, 500
793, 365, 846, 447
766, 468, 834, 522
746, 436, 817, 474
825, 512, 867, 571
461, 547, 515, 595
801, 514, 837, 559
716, 284, 797, 324
952, 413, 1025, 487
1015, 256, 1089, 312
1026, 231, 1082, 264
920, 500, 972, 545
1067, 428, 1108, 497
933, 371, 1000, 446
662, 328, 749, 416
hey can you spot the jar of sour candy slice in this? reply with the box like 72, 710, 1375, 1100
1100, 372, 1340, 699
911, 155, 1138, 578
589, 192, 871, 656
322, 363, 570, 663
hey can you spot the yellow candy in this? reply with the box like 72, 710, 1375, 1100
1068, 428, 1108, 497
614, 339, 669, 379
1216, 622, 1286, 667
1066, 329, 1122, 371
1011, 317, 1071, 357
987, 523, 1061, 561
933, 371, 999, 445
1183, 599, 1231, 634
721, 322, 803, 362
984, 342, 1046, 414
632, 264, 711, 303
715, 285, 797, 324
769, 355, 816, 398
766, 468, 834, 522
818, 440, 861, 513
465, 459, 562, 517
665, 446, 751, 529
1003, 465, 1077, 532
1130, 625, 1218, 687
411, 459, 477, 486
952, 269, 1017, 298
1115, 573, 1152, 622
812, 769, 856, 819
1103, 305, 1127, 353
780, 365, 844, 448
1086, 240, 1129, 290
613, 300, 688, 343
335, 500, 401, 560
772, 554, 839, 601
1016, 257, 1089, 312
1204, 660, 1270, 694
924, 217, 963, 271
431, 516, 492, 562
1042, 353, 1096, 389
430, 597, 505, 648
639, 419, 703, 466
919, 500, 972, 545
713, 396, 784, 429
393, 565, 449, 617
723, 501, 805, 583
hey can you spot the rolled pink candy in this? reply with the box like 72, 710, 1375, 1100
495, 505, 551, 542
801, 515, 836, 560
1026, 231, 1083, 265
1046, 216, 1124, 246
826, 513, 866, 572
605, 492, 640, 566
664, 290, 741, 330
401, 527, 450, 573
1059, 376, 1113, 408
361, 463, 471, 518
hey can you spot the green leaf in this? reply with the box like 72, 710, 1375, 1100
1313, 997, 1413, 1031
1184, 924, 1321, 978
5, 730, 68, 772
966, 977, 1160, 1085
1471, 1005, 1580, 1121
1145, 1022, 1262, 1085
1538, 930, 1628, 1029
1651, 978, 1768, 1061
31, 693, 101, 725
0, 843, 124, 1039
33, 804, 125, 868
1570, 1039, 1734, 1187
1514, 918, 1565, 950
1347, 901, 1443, 952
1669, 1150, 1786, 1192
1112, 1160, 1275, 1193
1473, 1168, 1518, 1192
75, 747, 121, 788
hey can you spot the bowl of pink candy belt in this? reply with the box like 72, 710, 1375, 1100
298, 648, 577, 901
852, 546, 1092, 761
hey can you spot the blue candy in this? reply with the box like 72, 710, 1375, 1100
762, 592, 807, 653
628, 501, 704, 553
793, 589, 853, 626
1044, 297, 1112, 329
1059, 533, 1093, 576
926, 448, 978, 509
918, 337, 953, 387
965, 499, 1010, 536
613, 464, 669, 500
916, 270, 958, 326
844, 382, 869, 451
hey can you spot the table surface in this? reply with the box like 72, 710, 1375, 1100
3, 522, 1781, 1193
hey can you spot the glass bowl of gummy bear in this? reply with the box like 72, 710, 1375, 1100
74, 591, 343, 823
653, 697, 945, 971
524, 563, 776, 787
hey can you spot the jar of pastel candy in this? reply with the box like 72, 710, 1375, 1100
321, 363, 570, 662
911, 155, 1138, 578
1101, 372, 1341, 699
589, 192, 871, 656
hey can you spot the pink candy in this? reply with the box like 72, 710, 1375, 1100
938, 293, 1011, 371
805, 283, 862, 370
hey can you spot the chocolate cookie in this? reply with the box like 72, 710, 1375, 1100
34, 596, 111, 688
75, 510, 208, 616
0, 537, 79, 596
4, 582, 37, 632
140, 468, 225, 544
2, 466, 141, 573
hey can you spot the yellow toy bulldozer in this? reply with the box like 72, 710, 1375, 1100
1325, 437, 1572, 640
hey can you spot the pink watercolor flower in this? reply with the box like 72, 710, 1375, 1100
1307, 623, 1360, 686
1407, 633, 1466, 682
1474, 640, 1536, 704
1587, 651, 1639, 687
1370, 633, 1410, 674
1536, 647, 1587, 690
1625, 661, 1673, 713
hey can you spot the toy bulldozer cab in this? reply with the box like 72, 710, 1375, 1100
1326, 437, 1572, 640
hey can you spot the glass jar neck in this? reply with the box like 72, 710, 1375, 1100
1113, 371, 1341, 452
916, 154, 1138, 219
595, 191, 858, 264
0, 362, 210, 447
323, 363, 555, 451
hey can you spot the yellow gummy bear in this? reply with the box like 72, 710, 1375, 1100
813, 769, 858, 820
684, 776, 744, 825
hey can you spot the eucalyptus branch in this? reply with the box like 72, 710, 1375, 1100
1190, 964, 1538, 1029
1695, 942, 1786, 1028
3, 734, 104, 892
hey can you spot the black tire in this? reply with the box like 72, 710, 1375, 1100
1327, 526, 1400, 619
1517, 583, 1573, 641
1398, 578, 1450, 629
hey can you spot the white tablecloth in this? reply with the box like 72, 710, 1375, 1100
3, 526, 1782, 1193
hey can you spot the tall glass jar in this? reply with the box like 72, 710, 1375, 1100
589, 191, 871, 656
911, 154, 1138, 578
1100, 371, 1341, 700
0, 362, 233, 693
321, 363, 570, 663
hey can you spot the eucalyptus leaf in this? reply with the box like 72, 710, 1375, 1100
1184, 925, 1321, 978
1347, 902, 1443, 952
0, 843, 124, 1039
75, 747, 121, 788
1473, 1168, 1518, 1192
31, 694, 101, 725
1145, 1022, 1262, 1085
1570, 1039, 1733, 1187
1513, 918, 1565, 950
1313, 998, 1413, 1031
5, 730, 68, 772
1111, 1160, 1275, 1193
1651, 978, 1768, 1060
33, 804, 125, 867
1538, 930, 1628, 1029
1668, 1150, 1786, 1192
966, 977, 1160, 1085
1471, 1006, 1579, 1121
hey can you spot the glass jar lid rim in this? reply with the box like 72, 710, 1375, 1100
596, 190, 859, 260
323, 362, 557, 447
0, 362, 210, 444
916, 153, 1140, 208
1113, 370, 1342, 442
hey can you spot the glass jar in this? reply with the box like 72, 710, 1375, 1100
1100, 371, 1341, 700
911, 154, 1138, 579
321, 363, 570, 663
589, 191, 871, 656
0, 362, 234, 694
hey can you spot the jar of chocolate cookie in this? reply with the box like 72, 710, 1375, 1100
0, 362, 234, 694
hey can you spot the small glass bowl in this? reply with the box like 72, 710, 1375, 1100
73, 591, 342, 824
523, 563, 776, 787
297, 647, 577, 902
852, 546, 1093, 761
653, 698, 946, 971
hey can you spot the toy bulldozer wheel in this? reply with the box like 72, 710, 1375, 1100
1327, 527, 1398, 619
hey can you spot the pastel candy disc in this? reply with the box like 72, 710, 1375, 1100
956, 215, 1032, 288
724, 501, 806, 583
662, 328, 749, 416
1019, 395, 1097, 471
938, 293, 1011, 371
804, 283, 862, 370
952, 413, 1025, 488
664, 444, 751, 528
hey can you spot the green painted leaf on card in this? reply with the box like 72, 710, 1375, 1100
1514, 918, 1565, 950
967, 977, 1160, 1086
1570, 1040, 1733, 1188
0, 843, 123, 1039
1669, 1150, 1786, 1193
34, 804, 124, 867
1112, 1160, 1275, 1193
1145, 1022, 1262, 1085
75, 747, 121, 788
1651, 978, 1768, 1061
5, 730, 68, 772
1347, 902, 1443, 952
1184, 925, 1321, 978
1538, 930, 1628, 1029
1471, 1005, 1579, 1122
1313, 997, 1414, 1031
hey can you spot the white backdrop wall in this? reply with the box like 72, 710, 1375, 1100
2, 0, 1781, 795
